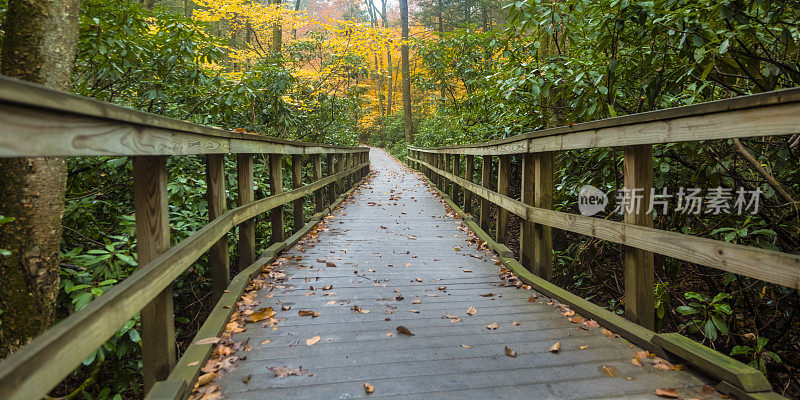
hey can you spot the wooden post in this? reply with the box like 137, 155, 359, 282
236, 154, 255, 269
337, 154, 346, 195
480, 155, 492, 233
623, 144, 655, 330
496, 155, 511, 244
444, 154, 452, 196
291, 154, 304, 233
133, 156, 175, 394
327, 154, 336, 203
464, 155, 474, 214
533, 152, 554, 281
452, 154, 461, 205
437, 154, 444, 188
269, 153, 285, 244
205, 154, 229, 303
520, 153, 535, 270
313, 154, 324, 213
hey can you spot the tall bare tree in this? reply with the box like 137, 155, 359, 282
400, 0, 413, 142
0, 0, 80, 357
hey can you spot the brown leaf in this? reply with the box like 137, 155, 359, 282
325, 261, 337, 268
655, 388, 679, 398
480, 293, 495, 297
563, 310, 575, 316
242, 374, 251, 384
197, 372, 217, 386
568, 316, 586, 324
248, 307, 276, 323
298, 310, 315, 316
415, 277, 422, 282
600, 365, 618, 378
306, 336, 320, 346
364, 382, 374, 394
412, 299, 422, 304
396, 326, 414, 336
409, 310, 420, 313
528, 296, 537, 302
467, 306, 477, 316
601, 328, 616, 337
631, 357, 642, 367
316, 259, 326, 263
486, 322, 499, 330
195, 337, 220, 345
702, 385, 715, 395
442, 314, 459, 319
512, 320, 521, 326
549, 342, 561, 353
505, 346, 517, 357
460, 344, 472, 348
268, 366, 308, 378
583, 320, 600, 328
322, 285, 333, 290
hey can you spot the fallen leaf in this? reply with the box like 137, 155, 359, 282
195, 337, 220, 345
505, 346, 517, 357
512, 321, 521, 326
412, 299, 421, 304
396, 326, 414, 336
631, 357, 642, 367
563, 310, 576, 316
480, 293, 495, 297
702, 385, 715, 395
269, 366, 308, 378
568, 316, 586, 324
248, 307, 276, 323
306, 336, 320, 346
601, 328, 615, 337
298, 310, 315, 316
583, 320, 600, 328
385, 332, 393, 337
655, 388, 679, 398
460, 344, 471, 348
415, 277, 422, 282
364, 382, 374, 394
528, 295, 537, 302
197, 372, 216, 386
486, 322, 499, 330
188, 361, 199, 366
409, 310, 420, 313
325, 262, 337, 268
578, 345, 588, 350
261, 339, 271, 345
242, 374, 251, 384
467, 306, 477, 316
322, 285, 333, 290
327, 300, 336, 305
549, 342, 561, 353
450, 318, 460, 322
600, 365, 618, 378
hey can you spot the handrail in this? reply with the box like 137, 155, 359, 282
0, 75, 371, 400
406, 87, 800, 328
408, 87, 800, 155
0, 75, 359, 156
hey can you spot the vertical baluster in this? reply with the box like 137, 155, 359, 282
480, 155, 492, 233
313, 154, 324, 213
452, 154, 461, 205
464, 155, 474, 214
533, 152, 554, 281
237, 154, 255, 268
270, 154, 285, 244
338, 154, 346, 195
496, 155, 511, 244
133, 156, 175, 393
623, 145, 655, 330
327, 154, 336, 203
520, 153, 535, 270
291, 154, 304, 233
206, 154, 230, 303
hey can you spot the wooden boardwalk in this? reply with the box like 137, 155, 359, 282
214, 148, 722, 399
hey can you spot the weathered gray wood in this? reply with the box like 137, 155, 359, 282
533, 152, 553, 281
408, 156, 800, 289
237, 153, 256, 269
313, 154, 324, 213
133, 156, 176, 394
623, 145, 655, 330
337, 154, 346, 196
291, 154, 304, 233
452, 154, 461, 205
480, 156, 492, 233
270, 153, 285, 244
326, 154, 335, 204
464, 155, 474, 214
206, 154, 230, 303
496, 155, 510, 245
520, 153, 534, 271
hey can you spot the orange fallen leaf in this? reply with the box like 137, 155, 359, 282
412, 299, 422, 304
568, 316, 586, 324
549, 342, 561, 353
655, 388, 679, 398
600, 365, 618, 378
467, 306, 477, 315
460, 344, 471, 348
481, 293, 495, 297
327, 300, 336, 305
325, 262, 337, 268
505, 346, 517, 357
528, 296, 537, 302
578, 345, 588, 350
261, 339, 271, 344
631, 357, 642, 367
306, 336, 320, 346
197, 372, 216, 386
486, 322, 499, 330
195, 337, 220, 345
563, 310, 575, 316
583, 320, 600, 328
409, 310, 420, 313
364, 382, 374, 394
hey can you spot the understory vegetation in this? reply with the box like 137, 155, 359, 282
0, 0, 798, 397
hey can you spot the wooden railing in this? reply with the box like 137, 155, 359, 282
0, 76, 370, 400
406, 89, 800, 396
407, 88, 800, 330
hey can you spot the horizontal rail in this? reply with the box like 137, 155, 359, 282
0, 75, 368, 157
0, 161, 368, 400
408, 87, 800, 155
410, 156, 800, 289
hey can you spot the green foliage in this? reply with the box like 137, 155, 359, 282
677, 292, 732, 342
731, 337, 782, 375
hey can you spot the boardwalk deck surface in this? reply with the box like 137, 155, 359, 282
216, 148, 722, 399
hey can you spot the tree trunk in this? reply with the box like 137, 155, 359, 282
272, 0, 283, 54
381, 0, 392, 115
400, 0, 413, 142
144, 0, 156, 10
0, 0, 80, 358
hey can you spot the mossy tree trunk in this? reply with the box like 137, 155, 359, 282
400, 0, 413, 143
0, 0, 80, 358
